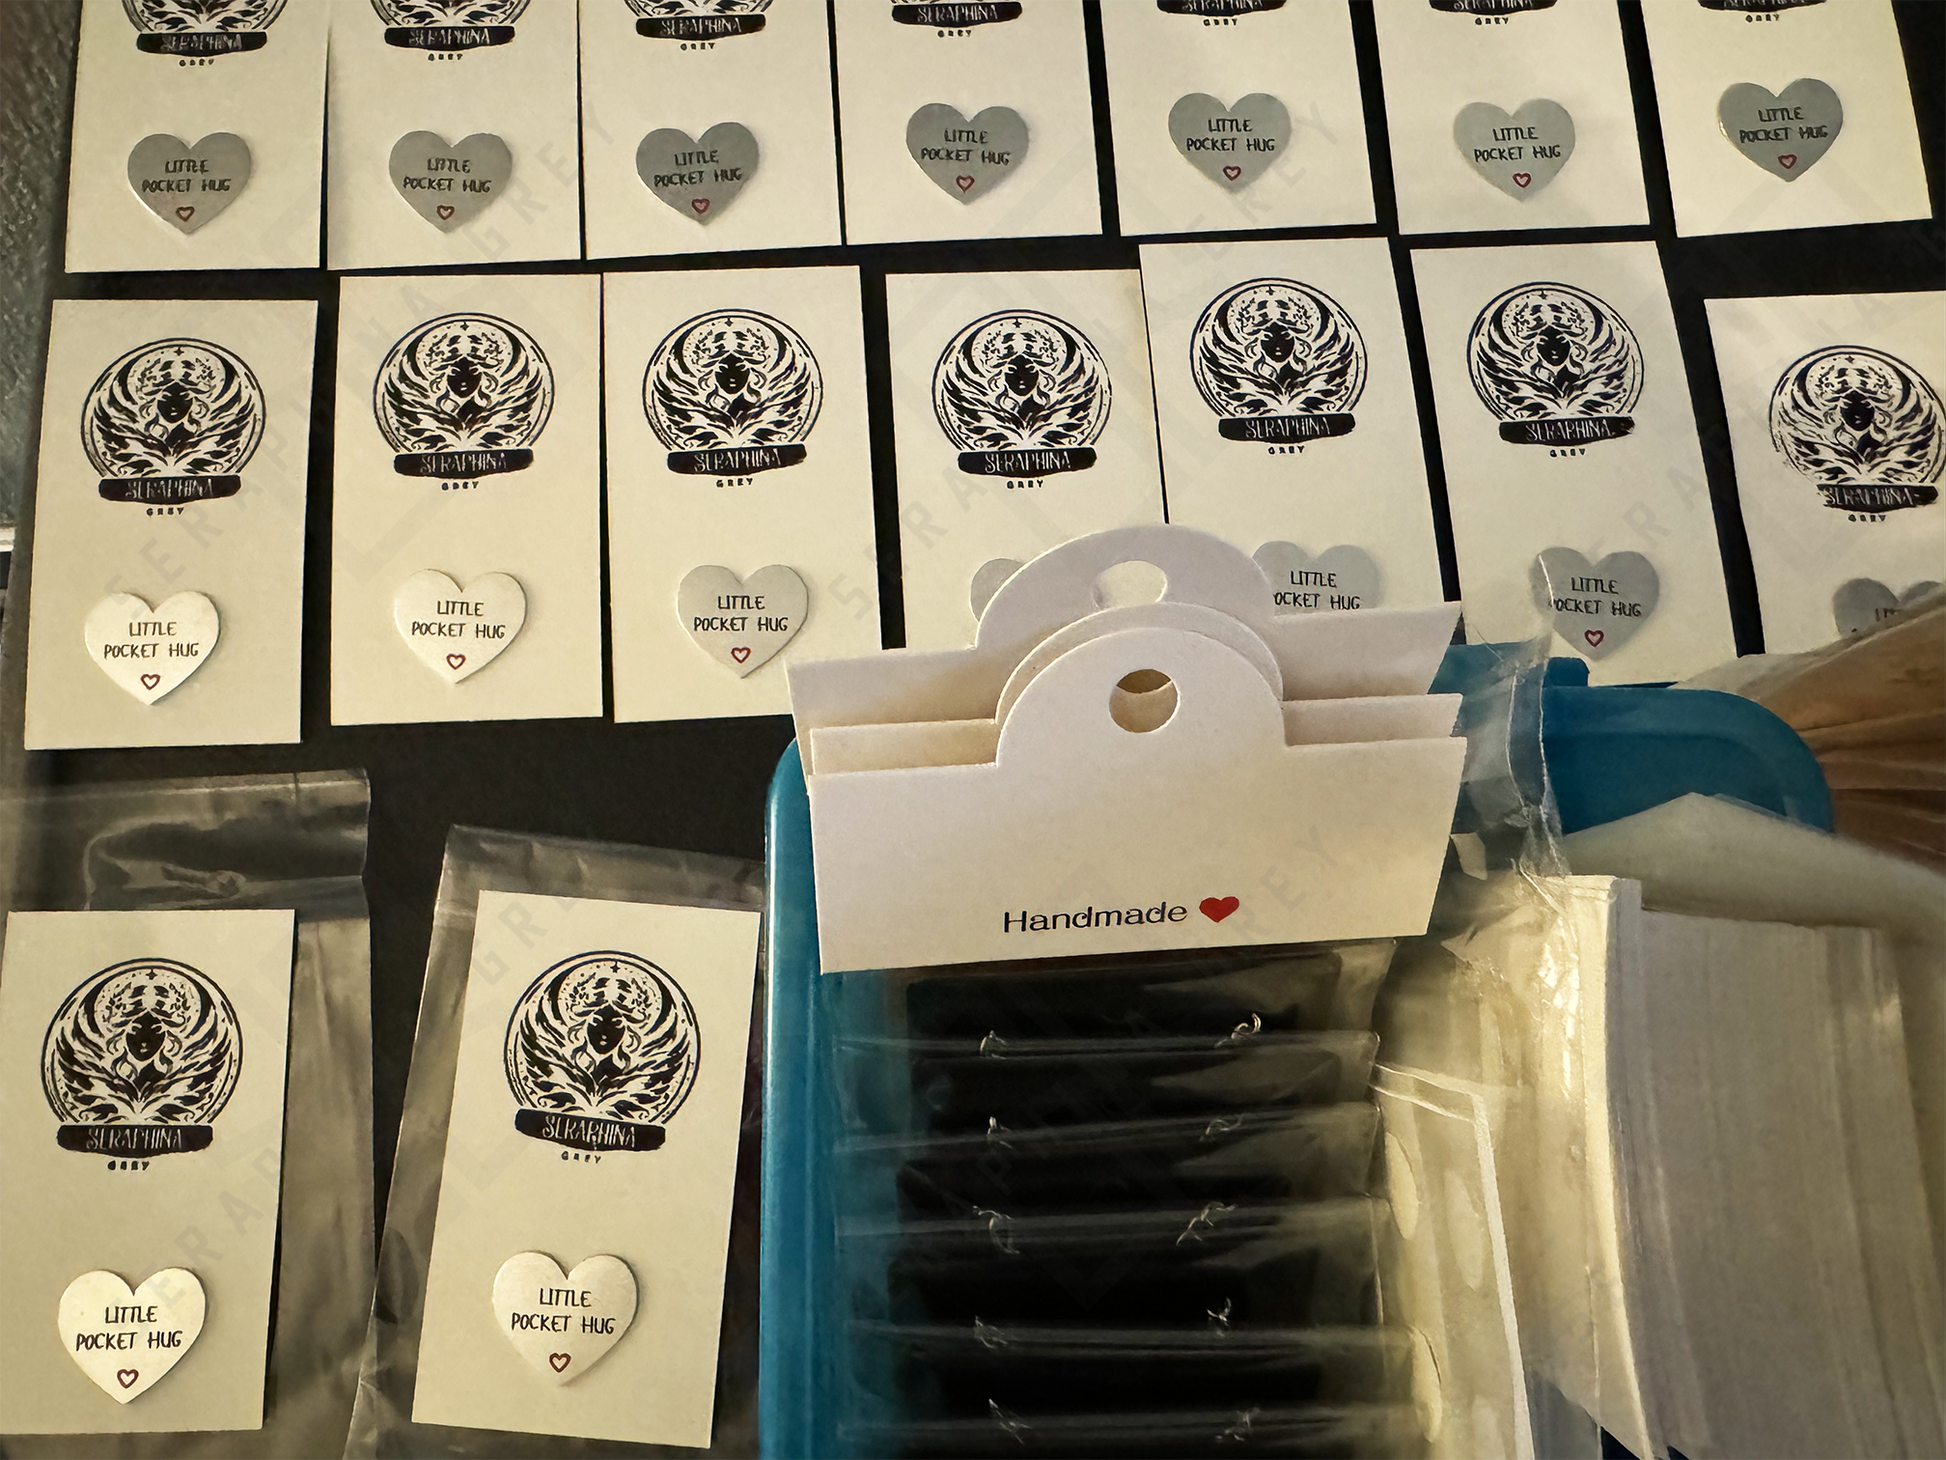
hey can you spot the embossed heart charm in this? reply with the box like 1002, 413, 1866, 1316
1168, 93, 1291, 191
1453, 100, 1574, 199
127, 133, 251, 233
85, 592, 219, 703
491, 1253, 636, 1386
393, 570, 526, 683
59, 1269, 205, 1403
1832, 578, 1940, 637
636, 123, 758, 224
388, 131, 512, 231
1718, 79, 1842, 181
906, 104, 1029, 203
1530, 548, 1659, 659
970, 558, 1022, 619
678, 565, 807, 676
1252, 543, 1384, 614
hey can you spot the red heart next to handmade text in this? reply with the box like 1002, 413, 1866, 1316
437, 204, 455, 220
691, 198, 710, 215
1583, 629, 1604, 648
956, 174, 975, 192
1778, 154, 1797, 169
117, 1369, 139, 1388
446, 653, 466, 670
1512, 172, 1532, 188
548, 1352, 571, 1373
176, 206, 195, 221
1200, 896, 1239, 923
140, 673, 161, 691
1223, 165, 1242, 181
730, 646, 752, 664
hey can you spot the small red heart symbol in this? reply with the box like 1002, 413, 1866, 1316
446, 653, 466, 670
1512, 172, 1532, 188
176, 206, 194, 221
1777, 154, 1797, 169
437, 204, 455, 220
1583, 629, 1605, 648
1222, 165, 1242, 181
140, 673, 161, 691
956, 174, 975, 192
730, 646, 752, 664
117, 1369, 139, 1388
548, 1352, 571, 1372
1199, 895, 1239, 923
691, 197, 710, 215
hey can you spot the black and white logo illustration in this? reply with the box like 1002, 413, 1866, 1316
375, 314, 553, 480
504, 951, 701, 1153
891, 1, 1021, 25
1698, 1, 1824, 12
1768, 346, 1943, 513
83, 338, 264, 505
934, 310, 1111, 477
372, 0, 528, 50
645, 310, 822, 477
1467, 282, 1642, 446
1158, 1, 1284, 16
628, 0, 769, 41
1191, 279, 1366, 445
41, 959, 243, 1157
123, 0, 285, 54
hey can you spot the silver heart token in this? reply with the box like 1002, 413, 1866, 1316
1252, 542, 1384, 614
1167, 93, 1291, 191
1530, 548, 1659, 660
905, 104, 1029, 204
393, 570, 526, 683
636, 123, 759, 224
1717, 78, 1842, 181
127, 133, 251, 233
85, 591, 220, 703
970, 558, 1022, 620
678, 564, 807, 677
1453, 100, 1574, 200
491, 1253, 636, 1386
1831, 578, 1940, 637
388, 131, 512, 231
59, 1269, 205, 1403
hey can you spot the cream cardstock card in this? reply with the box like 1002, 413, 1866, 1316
1371, 0, 1648, 235
0, 908, 295, 1436
604, 266, 880, 722
65, 0, 327, 272
1639, 0, 1927, 238
331, 275, 603, 724
833, 0, 1101, 245
1412, 241, 1735, 683
887, 269, 1165, 650
579, 0, 840, 258
24, 299, 316, 750
326, 0, 580, 270
1099, 1, 1373, 236
1139, 237, 1445, 615
1707, 292, 1944, 654
411, 893, 762, 1446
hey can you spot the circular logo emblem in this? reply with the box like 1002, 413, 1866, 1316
1467, 282, 1642, 446
1191, 278, 1366, 444
627, 0, 769, 38
503, 951, 701, 1152
933, 309, 1111, 476
627, 0, 769, 15
82, 338, 264, 505
644, 309, 822, 476
41, 958, 242, 1156
374, 313, 553, 480
123, 0, 285, 50
1768, 345, 1943, 513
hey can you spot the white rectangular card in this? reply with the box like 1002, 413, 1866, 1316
887, 268, 1166, 650
833, 0, 1101, 245
411, 893, 762, 1447
1372, 0, 1648, 235
330, 274, 603, 725
325, 0, 581, 270
1140, 237, 1445, 615
1706, 291, 1944, 654
66, 0, 328, 273
579, 0, 841, 258
1100, 1, 1374, 237
24, 299, 316, 750
0, 908, 295, 1436
1639, 0, 1928, 238
604, 266, 881, 722
1411, 241, 1736, 683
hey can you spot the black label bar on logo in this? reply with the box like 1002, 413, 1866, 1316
57, 1124, 212, 1155
1818, 483, 1939, 512
135, 31, 267, 54
635, 14, 766, 38
959, 447, 1097, 476
665, 444, 807, 476
1500, 417, 1634, 446
1156, 0, 1285, 16
1697, 0, 1822, 10
1429, 0, 1555, 11
393, 449, 533, 478
382, 25, 516, 49
99, 474, 241, 504
890, 2, 1023, 24
1218, 412, 1354, 444
514, 1108, 666, 1152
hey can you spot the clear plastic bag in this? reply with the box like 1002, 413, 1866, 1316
840, 1401, 1425, 1459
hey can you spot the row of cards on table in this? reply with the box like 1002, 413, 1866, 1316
25, 240, 1944, 751
74, 0, 1932, 272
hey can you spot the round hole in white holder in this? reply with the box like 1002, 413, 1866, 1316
1091, 559, 1169, 611
1108, 670, 1177, 733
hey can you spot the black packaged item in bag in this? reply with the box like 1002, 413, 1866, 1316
847, 1199, 1383, 1330
841, 1401, 1425, 1459
840, 1103, 1380, 1219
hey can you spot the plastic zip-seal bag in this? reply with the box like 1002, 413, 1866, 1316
840, 1400, 1425, 1459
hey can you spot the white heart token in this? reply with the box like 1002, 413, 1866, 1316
393, 570, 526, 684
677, 565, 807, 677
492, 1252, 636, 1385
84, 592, 219, 703
59, 1268, 205, 1403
